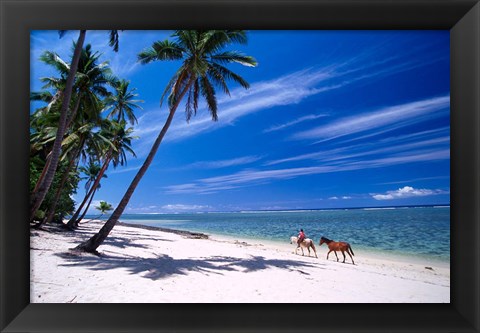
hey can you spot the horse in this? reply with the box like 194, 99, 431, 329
290, 236, 318, 258
319, 236, 355, 264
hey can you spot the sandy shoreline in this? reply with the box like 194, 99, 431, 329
30, 220, 450, 303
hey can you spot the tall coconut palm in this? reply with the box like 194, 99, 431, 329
104, 79, 143, 125
30, 30, 122, 222
75, 30, 257, 253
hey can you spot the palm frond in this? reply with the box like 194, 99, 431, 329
201, 30, 248, 55
138, 40, 184, 64
40, 51, 70, 74
30, 91, 54, 103
209, 63, 250, 89
109, 30, 121, 52
210, 51, 257, 67
173, 30, 199, 54
207, 65, 230, 96
199, 76, 218, 121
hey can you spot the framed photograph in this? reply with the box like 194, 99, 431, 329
1, 0, 479, 332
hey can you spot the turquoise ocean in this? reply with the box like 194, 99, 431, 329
96, 205, 450, 262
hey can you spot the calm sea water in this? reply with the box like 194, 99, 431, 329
103, 206, 450, 262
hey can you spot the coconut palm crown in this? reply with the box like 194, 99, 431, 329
138, 30, 257, 122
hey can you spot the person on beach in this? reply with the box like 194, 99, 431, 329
297, 229, 306, 246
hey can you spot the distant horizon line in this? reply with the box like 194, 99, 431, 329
83, 203, 450, 216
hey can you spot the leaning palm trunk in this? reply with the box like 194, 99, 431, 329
35, 149, 80, 228
31, 155, 51, 195
75, 81, 193, 253
33, 97, 82, 197
66, 153, 111, 229
30, 30, 87, 222
75, 188, 98, 227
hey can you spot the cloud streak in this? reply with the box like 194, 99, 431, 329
263, 114, 328, 133
183, 156, 263, 170
291, 95, 450, 142
132, 51, 433, 158
165, 148, 449, 195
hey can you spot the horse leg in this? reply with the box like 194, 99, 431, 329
334, 251, 339, 262
341, 250, 346, 263
347, 249, 355, 265
307, 246, 311, 257
327, 250, 332, 260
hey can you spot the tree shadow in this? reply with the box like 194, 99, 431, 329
56, 252, 325, 281
34, 223, 173, 251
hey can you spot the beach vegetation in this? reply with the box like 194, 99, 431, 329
30, 30, 121, 223
30, 38, 139, 229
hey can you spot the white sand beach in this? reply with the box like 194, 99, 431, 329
30, 220, 450, 303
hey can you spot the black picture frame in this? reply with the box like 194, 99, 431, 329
1, 0, 479, 332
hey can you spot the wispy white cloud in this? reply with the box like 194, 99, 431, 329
165, 147, 449, 195
263, 114, 328, 133
184, 155, 262, 170
291, 95, 449, 142
166, 166, 337, 195
371, 186, 448, 200
266, 133, 449, 167
132, 52, 430, 158
109, 164, 142, 174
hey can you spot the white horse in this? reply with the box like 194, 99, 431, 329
290, 236, 318, 258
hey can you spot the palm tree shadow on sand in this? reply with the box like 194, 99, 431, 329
56, 252, 326, 281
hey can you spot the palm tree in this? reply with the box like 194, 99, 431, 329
75, 30, 257, 253
68, 160, 107, 227
84, 201, 113, 223
104, 79, 143, 125
66, 120, 137, 229
30, 30, 122, 222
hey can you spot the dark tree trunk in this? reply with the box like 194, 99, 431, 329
74, 188, 97, 227
30, 30, 87, 222
65, 97, 82, 132
66, 154, 110, 229
32, 155, 51, 195
35, 147, 79, 228
75, 80, 194, 253
32, 93, 80, 196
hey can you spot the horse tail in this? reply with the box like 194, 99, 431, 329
348, 243, 355, 256
311, 241, 316, 251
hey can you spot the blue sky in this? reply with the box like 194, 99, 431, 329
30, 30, 450, 213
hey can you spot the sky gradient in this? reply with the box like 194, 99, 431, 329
30, 30, 450, 213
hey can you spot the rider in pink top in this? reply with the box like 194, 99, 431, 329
298, 229, 306, 245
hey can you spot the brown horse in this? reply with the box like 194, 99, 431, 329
319, 236, 355, 264
290, 236, 318, 258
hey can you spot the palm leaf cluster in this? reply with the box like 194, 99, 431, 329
138, 30, 257, 121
